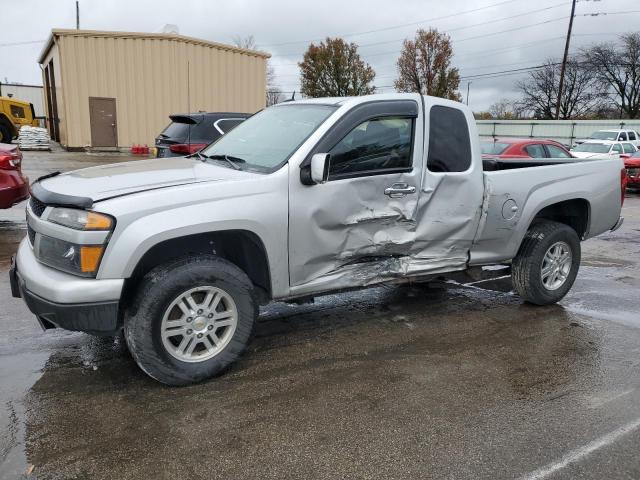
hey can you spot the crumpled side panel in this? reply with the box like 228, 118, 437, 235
288, 164, 484, 296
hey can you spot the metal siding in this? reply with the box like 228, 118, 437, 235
51, 32, 267, 149
41, 42, 67, 146
477, 119, 640, 146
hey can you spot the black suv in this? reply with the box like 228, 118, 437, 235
155, 112, 250, 158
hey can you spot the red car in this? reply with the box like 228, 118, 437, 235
0, 143, 29, 209
622, 151, 640, 189
481, 138, 574, 159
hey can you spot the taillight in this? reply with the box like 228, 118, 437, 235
621, 168, 628, 206
0, 152, 21, 170
169, 143, 207, 154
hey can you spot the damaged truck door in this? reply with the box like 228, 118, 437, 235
289, 98, 484, 295
290, 100, 423, 292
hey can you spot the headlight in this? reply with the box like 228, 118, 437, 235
48, 208, 114, 231
38, 235, 105, 277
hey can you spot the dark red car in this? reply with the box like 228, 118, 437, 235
622, 151, 640, 189
0, 143, 29, 209
481, 138, 574, 159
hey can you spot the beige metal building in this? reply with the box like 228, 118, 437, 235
38, 29, 269, 150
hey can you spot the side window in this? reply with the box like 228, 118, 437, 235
618, 132, 627, 141
612, 144, 623, 154
10, 104, 25, 119
427, 105, 471, 172
546, 145, 571, 158
217, 119, 244, 134
328, 117, 413, 178
622, 143, 635, 154
629, 131, 637, 141
525, 144, 546, 158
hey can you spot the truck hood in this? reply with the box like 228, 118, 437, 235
37, 156, 253, 203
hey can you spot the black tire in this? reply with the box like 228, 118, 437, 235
512, 220, 581, 306
0, 123, 11, 143
124, 255, 257, 386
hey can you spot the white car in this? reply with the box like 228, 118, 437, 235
570, 140, 637, 159
576, 129, 640, 147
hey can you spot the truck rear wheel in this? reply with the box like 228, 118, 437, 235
124, 255, 257, 386
512, 220, 581, 305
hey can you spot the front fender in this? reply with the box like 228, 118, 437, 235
95, 168, 290, 297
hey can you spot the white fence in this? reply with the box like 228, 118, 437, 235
476, 119, 640, 146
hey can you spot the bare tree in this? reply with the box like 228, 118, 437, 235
232, 35, 283, 106
299, 38, 376, 97
517, 58, 601, 119
583, 32, 640, 119
232, 35, 256, 50
489, 98, 522, 119
394, 28, 461, 101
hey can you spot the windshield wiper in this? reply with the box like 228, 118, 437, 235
202, 154, 246, 170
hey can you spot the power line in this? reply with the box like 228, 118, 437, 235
271, 9, 571, 58
258, 0, 524, 48
0, 40, 46, 47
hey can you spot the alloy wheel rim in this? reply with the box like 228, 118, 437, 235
541, 241, 572, 291
160, 286, 238, 363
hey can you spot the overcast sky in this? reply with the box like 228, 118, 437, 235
1, 0, 637, 110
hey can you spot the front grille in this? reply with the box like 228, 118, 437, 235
627, 168, 639, 177
27, 225, 36, 245
30, 197, 47, 217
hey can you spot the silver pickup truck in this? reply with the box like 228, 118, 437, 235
10, 94, 625, 385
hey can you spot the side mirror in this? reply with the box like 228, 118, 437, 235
310, 153, 330, 184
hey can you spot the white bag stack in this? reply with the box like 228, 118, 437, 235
18, 126, 51, 151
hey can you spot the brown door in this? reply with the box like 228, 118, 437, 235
89, 97, 117, 147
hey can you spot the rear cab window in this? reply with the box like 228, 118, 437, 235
427, 105, 471, 172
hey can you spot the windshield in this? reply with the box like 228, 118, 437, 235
481, 141, 510, 155
572, 143, 611, 154
589, 131, 618, 141
202, 104, 337, 171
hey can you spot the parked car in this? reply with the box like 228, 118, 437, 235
621, 151, 640, 190
575, 129, 640, 147
155, 112, 250, 157
481, 138, 573, 159
0, 96, 39, 143
0, 143, 29, 209
570, 140, 637, 159
11, 94, 625, 385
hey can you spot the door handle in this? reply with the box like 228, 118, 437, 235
384, 183, 416, 198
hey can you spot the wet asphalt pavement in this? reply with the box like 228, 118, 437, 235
1, 151, 640, 480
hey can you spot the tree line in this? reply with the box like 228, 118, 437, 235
238, 29, 640, 119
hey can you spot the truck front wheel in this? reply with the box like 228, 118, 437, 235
512, 220, 581, 305
124, 255, 257, 386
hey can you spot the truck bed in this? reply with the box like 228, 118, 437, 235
482, 157, 592, 171
471, 157, 623, 266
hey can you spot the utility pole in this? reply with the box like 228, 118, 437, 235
76, 1, 80, 29
466, 82, 472, 106
555, 0, 577, 120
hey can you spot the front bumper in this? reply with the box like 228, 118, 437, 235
11, 239, 124, 335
